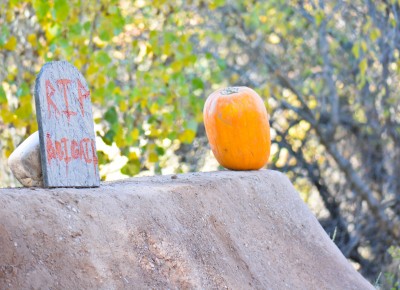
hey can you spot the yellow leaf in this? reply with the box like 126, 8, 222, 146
6, 10, 14, 22
5, 149, 12, 158
15, 101, 32, 119
44, 23, 60, 42
352, 42, 360, 59
115, 127, 126, 147
259, 15, 267, 23
230, 73, 239, 83
360, 40, 367, 52
27, 34, 37, 46
93, 74, 106, 87
178, 129, 196, 144
161, 72, 170, 83
171, 60, 183, 72
129, 151, 139, 160
113, 86, 122, 95
86, 63, 98, 76
315, 11, 324, 26
149, 102, 158, 114
73, 58, 84, 70
0, 109, 14, 123
149, 125, 159, 137
7, 73, 14, 81
119, 100, 127, 112
130, 128, 140, 141
23, 71, 34, 81
148, 152, 159, 163
4, 36, 17, 51
31, 120, 38, 132
370, 28, 381, 42
140, 98, 147, 108
359, 58, 368, 76
263, 87, 271, 99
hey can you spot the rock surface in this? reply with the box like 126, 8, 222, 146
7, 131, 43, 187
0, 170, 373, 289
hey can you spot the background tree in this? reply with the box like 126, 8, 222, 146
0, 0, 399, 285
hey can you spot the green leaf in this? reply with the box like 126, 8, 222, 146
102, 129, 116, 145
54, 0, 69, 22
98, 22, 112, 41
32, 0, 50, 20
9, 0, 19, 7
121, 158, 141, 176
96, 51, 112, 66
191, 77, 204, 90
111, 12, 125, 35
217, 58, 226, 70
0, 85, 7, 104
155, 146, 165, 155
97, 151, 110, 164
0, 25, 10, 46
104, 107, 118, 124
16, 82, 30, 98
99, 29, 111, 41
83, 21, 91, 32
69, 23, 82, 37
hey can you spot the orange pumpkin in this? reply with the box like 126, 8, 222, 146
203, 86, 270, 170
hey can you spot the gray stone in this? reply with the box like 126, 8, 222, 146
8, 131, 43, 187
34, 61, 99, 187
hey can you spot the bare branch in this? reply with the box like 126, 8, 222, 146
318, 17, 340, 129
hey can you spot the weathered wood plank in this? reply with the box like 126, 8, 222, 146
34, 61, 100, 187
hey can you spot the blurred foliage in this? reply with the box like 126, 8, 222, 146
377, 246, 400, 289
0, 0, 221, 179
0, 0, 400, 283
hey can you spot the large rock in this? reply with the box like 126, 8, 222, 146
0, 170, 373, 289
7, 131, 43, 187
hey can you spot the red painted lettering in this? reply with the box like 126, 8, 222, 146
56, 79, 77, 121
80, 138, 92, 163
91, 139, 98, 172
61, 138, 71, 163
46, 80, 60, 118
71, 140, 80, 159
55, 140, 64, 161
45, 134, 98, 173
46, 133, 56, 163
77, 79, 90, 116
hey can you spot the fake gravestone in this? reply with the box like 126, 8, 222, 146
34, 61, 100, 187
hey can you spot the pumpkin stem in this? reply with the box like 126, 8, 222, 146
220, 87, 239, 95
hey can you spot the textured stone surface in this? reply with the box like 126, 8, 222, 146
0, 170, 373, 289
34, 61, 99, 187
7, 131, 43, 187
